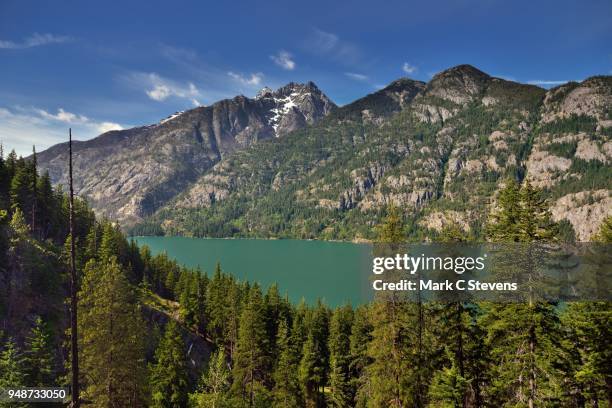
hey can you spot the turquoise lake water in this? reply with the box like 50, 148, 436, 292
133, 237, 373, 306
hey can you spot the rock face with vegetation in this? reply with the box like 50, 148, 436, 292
37, 65, 611, 241
36, 82, 335, 226
132, 66, 611, 241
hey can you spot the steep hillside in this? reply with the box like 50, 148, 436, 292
134, 66, 611, 241
36, 82, 335, 226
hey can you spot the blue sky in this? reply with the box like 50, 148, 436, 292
1, 0, 611, 156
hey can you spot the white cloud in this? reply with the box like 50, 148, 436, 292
527, 79, 570, 86
271, 50, 296, 70
35, 107, 124, 132
147, 84, 172, 101
308, 29, 361, 64
0, 33, 73, 49
142, 73, 202, 106
0, 106, 125, 156
228, 71, 264, 86
527, 80, 571, 86
492, 74, 517, 81
37, 108, 89, 124
345, 72, 368, 81
96, 122, 124, 133
402, 62, 417, 74
312, 29, 339, 53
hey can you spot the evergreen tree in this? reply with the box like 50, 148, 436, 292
366, 206, 428, 407
484, 180, 562, 407
28, 146, 37, 234
231, 285, 270, 406
78, 257, 147, 407
0, 338, 28, 408
517, 180, 557, 241
9, 159, 32, 219
486, 179, 521, 241
36, 171, 55, 240
328, 305, 355, 407
560, 302, 611, 406
206, 263, 232, 347
224, 279, 242, 360
10, 207, 29, 235
150, 320, 189, 408
0, 339, 26, 388
349, 306, 372, 408
24, 316, 54, 386
190, 349, 230, 408
272, 317, 302, 407
298, 301, 330, 408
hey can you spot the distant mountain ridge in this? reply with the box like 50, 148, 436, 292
37, 65, 612, 240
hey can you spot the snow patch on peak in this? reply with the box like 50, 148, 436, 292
268, 95, 300, 136
160, 111, 185, 124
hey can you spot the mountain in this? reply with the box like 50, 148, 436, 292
36, 65, 611, 241
36, 82, 335, 225
132, 65, 611, 241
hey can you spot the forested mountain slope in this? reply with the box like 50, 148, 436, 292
135, 65, 612, 241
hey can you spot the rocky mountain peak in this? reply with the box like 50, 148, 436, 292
255, 86, 274, 99
434, 64, 490, 80
422, 64, 492, 105
260, 81, 336, 137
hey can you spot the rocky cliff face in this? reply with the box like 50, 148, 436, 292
36, 82, 335, 225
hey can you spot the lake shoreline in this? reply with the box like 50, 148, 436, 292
130, 234, 373, 245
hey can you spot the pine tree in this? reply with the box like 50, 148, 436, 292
10, 207, 29, 235
179, 273, 200, 328
560, 302, 611, 406
486, 179, 521, 241
164, 268, 178, 300
484, 180, 562, 407
24, 316, 54, 386
36, 171, 55, 240
517, 180, 557, 242
150, 320, 189, 408
9, 159, 32, 219
206, 263, 230, 346
429, 222, 489, 407
272, 317, 303, 407
299, 301, 329, 408
28, 146, 37, 235
328, 305, 355, 407
0, 339, 26, 388
224, 279, 242, 360
231, 285, 270, 406
558, 218, 612, 406
366, 206, 424, 407
78, 257, 147, 407
349, 306, 372, 408
190, 349, 230, 408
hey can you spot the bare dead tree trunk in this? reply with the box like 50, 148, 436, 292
69, 129, 80, 407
